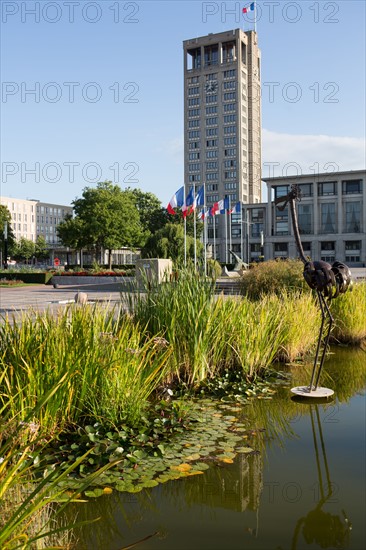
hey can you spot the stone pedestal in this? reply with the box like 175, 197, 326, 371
135, 259, 173, 289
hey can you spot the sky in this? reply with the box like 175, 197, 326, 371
1, 0, 365, 207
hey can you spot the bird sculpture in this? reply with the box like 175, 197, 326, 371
274, 185, 352, 397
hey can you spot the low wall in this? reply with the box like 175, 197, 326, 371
50, 276, 134, 287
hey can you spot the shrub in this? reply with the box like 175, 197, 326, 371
240, 259, 307, 299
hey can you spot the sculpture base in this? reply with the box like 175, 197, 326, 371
291, 386, 334, 398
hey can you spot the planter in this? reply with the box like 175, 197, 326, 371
50, 275, 134, 287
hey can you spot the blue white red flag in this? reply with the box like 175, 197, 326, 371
182, 186, 195, 217
242, 2, 255, 14
167, 186, 184, 215
209, 202, 220, 216
229, 201, 241, 214
218, 197, 230, 214
194, 185, 205, 208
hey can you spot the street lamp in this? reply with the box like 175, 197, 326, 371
3, 221, 8, 270
260, 230, 264, 261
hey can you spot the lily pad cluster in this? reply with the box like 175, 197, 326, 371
41, 400, 259, 498
179, 368, 282, 402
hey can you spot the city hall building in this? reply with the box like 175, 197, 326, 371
247, 169, 365, 267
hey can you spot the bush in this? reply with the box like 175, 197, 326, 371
0, 272, 54, 284
240, 259, 307, 299
206, 259, 222, 280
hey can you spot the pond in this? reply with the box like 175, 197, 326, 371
65, 347, 366, 550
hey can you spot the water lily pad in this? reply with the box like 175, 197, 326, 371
84, 488, 104, 498
184, 453, 201, 461
236, 446, 254, 454
141, 479, 159, 488
191, 462, 210, 471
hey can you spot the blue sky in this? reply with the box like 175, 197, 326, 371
1, 0, 365, 207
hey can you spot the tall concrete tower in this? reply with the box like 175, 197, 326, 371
183, 29, 262, 261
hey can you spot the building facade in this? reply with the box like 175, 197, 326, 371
183, 29, 262, 260
0, 196, 73, 250
241, 170, 365, 267
0, 196, 38, 242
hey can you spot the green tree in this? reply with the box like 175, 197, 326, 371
57, 214, 88, 265
14, 238, 35, 263
142, 223, 203, 264
72, 182, 144, 269
35, 235, 49, 261
127, 188, 166, 238
0, 205, 16, 263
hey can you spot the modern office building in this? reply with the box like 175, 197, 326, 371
0, 196, 38, 242
183, 29, 262, 261
242, 169, 365, 267
1, 195, 139, 265
0, 196, 72, 247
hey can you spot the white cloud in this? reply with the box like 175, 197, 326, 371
262, 129, 366, 179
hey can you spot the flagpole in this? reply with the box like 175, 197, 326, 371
240, 205, 244, 261
224, 211, 227, 264
204, 213, 207, 277
203, 183, 207, 277
194, 209, 197, 269
254, 1, 256, 34
229, 197, 232, 258
213, 216, 216, 261
184, 216, 187, 267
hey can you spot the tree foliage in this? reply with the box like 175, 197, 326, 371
58, 182, 145, 268
0, 205, 16, 256
35, 235, 50, 260
142, 223, 203, 264
127, 188, 166, 237
13, 238, 35, 262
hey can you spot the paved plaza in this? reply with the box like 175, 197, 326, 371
0, 281, 126, 319
0, 267, 364, 320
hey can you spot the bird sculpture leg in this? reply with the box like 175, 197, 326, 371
308, 291, 334, 392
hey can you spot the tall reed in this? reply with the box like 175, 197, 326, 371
330, 282, 366, 345
125, 271, 218, 385
0, 304, 170, 436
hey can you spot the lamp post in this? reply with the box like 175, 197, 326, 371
260, 230, 264, 261
3, 221, 8, 269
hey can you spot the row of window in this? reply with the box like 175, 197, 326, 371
274, 180, 363, 198
274, 202, 362, 235
187, 70, 236, 84
188, 92, 237, 106
188, 132, 239, 144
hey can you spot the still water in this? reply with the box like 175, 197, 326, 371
69, 347, 366, 550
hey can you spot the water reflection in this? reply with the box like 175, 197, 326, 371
65, 347, 365, 549
290, 405, 352, 549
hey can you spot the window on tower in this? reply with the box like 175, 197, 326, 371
204, 44, 219, 67
187, 47, 201, 70
222, 41, 235, 63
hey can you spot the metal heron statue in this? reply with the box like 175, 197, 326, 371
274, 185, 352, 397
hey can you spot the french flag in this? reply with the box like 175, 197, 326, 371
229, 201, 241, 214
242, 2, 255, 14
209, 202, 220, 216
197, 208, 208, 221
182, 186, 195, 217
167, 186, 184, 215
192, 185, 205, 212
218, 197, 229, 214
